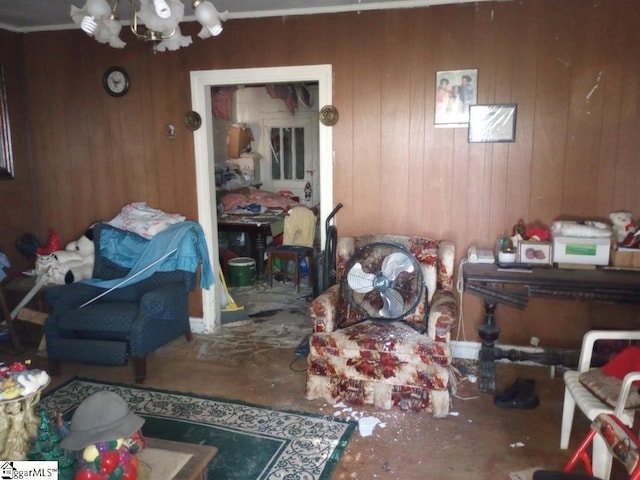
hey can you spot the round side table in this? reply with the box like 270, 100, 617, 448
0, 381, 49, 460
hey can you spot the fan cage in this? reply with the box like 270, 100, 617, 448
342, 242, 424, 321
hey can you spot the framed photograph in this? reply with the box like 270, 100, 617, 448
435, 69, 478, 127
468, 103, 517, 143
518, 241, 552, 265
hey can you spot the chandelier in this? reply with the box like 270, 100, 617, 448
70, 0, 229, 52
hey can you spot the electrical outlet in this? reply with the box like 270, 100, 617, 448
530, 336, 540, 347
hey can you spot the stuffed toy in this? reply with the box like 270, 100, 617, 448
35, 227, 95, 285
609, 210, 636, 244
63, 226, 95, 284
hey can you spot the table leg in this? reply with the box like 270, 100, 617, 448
0, 285, 23, 352
255, 234, 267, 281
477, 302, 500, 394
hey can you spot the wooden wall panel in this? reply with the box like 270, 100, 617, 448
0, 30, 37, 277
3, 0, 639, 346
350, 13, 383, 235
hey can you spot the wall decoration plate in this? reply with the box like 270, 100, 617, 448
184, 110, 202, 131
319, 105, 339, 126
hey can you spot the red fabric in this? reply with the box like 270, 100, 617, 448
601, 345, 640, 381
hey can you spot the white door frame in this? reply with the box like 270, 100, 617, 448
190, 64, 334, 333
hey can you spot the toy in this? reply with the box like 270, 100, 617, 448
35, 227, 95, 285
63, 226, 96, 284
37, 228, 61, 256
525, 225, 551, 242
609, 211, 636, 244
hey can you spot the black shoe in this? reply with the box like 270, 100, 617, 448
494, 378, 539, 409
494, 378, 535, 403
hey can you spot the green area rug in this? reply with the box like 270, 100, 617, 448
40, 377, 356, 480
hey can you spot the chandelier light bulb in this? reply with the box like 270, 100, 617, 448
209, 22, 222, 36
72, 0, 225, 51
80, 15, 98, 34
85, 0, 111, 18
194, 1, 216, 25
153, 0, 172, 19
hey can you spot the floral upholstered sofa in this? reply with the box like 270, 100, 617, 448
305, 235, 458, 417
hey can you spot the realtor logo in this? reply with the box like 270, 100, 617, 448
1, 462, 15, 480
0, 461, 58, 479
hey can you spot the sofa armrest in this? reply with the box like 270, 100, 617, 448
310, 284, 340, 333
427, 289, 458, 342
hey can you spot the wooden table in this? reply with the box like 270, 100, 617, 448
139, 438, 218, 480
218, 211, 285, 280
462, 263, 640, 393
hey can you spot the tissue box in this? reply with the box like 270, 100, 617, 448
552, 236, 611, 266
610, 248, 640, 268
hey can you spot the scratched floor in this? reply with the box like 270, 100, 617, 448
8, 279, 601, 480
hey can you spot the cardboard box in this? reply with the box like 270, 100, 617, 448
610, 247, 640, 268
228, 124, 253, 158
552, 235, 611, 266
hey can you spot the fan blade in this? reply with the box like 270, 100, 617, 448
381, 252, 415, 281
347, 262, 376, 293
379, 288, 405, 318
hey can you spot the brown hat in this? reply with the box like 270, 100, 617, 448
60, 391, 145, 451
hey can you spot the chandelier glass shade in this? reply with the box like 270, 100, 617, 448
70, 0, 229, 52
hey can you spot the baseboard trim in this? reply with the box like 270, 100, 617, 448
451, 340, 481, 360
451, 340, 546, 361
189, 316, 204, 334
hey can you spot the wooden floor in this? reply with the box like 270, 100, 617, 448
4, 282, 598, 480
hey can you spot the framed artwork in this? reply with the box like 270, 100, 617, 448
518, 241, 552, 265
0, 65, 14, 179
434, 69, 478, 127
468, 103, 517, 143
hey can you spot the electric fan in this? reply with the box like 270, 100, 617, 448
342, 242, 424, 320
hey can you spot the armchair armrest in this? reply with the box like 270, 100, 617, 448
428, 289, 458, 342
437, 240, 455, 292
310, 284, 340, 333
139, 283, 188, 320
131, 283, 191, 356
615, 371, 640, 417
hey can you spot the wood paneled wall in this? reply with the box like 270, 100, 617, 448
0, 30, 37, 276
2, 0, 639, 346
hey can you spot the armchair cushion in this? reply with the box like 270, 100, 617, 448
578, 346, 640, 409
579, 368, 640, 409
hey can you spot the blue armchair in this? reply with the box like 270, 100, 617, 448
44, 222, 203, 383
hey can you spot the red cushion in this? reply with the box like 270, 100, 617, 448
601, 345, 640, 381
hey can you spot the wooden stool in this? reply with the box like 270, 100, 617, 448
267, 246, 313, 293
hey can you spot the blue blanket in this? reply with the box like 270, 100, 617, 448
84, 221, 214, 289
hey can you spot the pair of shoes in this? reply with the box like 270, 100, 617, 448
494, 377, 539, 409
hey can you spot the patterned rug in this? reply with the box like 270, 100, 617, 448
40, 377, 356, 480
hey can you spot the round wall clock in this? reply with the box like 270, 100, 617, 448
103, 66, 130, 97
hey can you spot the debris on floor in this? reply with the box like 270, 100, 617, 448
331, 402, 386, 437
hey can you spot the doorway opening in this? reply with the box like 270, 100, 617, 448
190, 65, 333, 333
